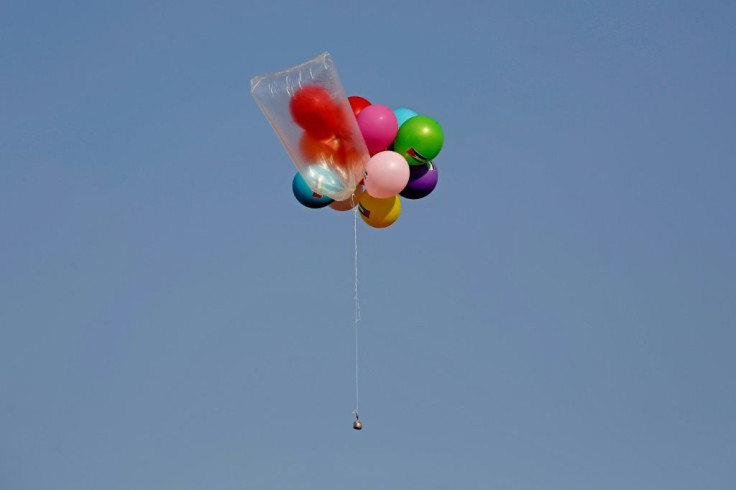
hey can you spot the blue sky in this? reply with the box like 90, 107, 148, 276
1, 1, 735, 489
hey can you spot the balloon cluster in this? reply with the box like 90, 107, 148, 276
290, 88, 444, 229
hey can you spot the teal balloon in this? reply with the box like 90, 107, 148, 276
292, 171, 334, 208
393, 107, 418, 128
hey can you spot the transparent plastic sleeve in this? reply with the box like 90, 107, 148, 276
250, 53, 369, 201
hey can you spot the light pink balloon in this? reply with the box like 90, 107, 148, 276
356, 104, 399, 155
364, 151, 410, 199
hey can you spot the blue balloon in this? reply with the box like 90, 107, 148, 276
393, 107, 418, 128
292, 171, 334, 208
301, 164, 345, 196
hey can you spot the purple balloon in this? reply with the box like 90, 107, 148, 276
400, 161, 438, 199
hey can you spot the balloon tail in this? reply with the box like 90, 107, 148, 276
353, 194, 362, 427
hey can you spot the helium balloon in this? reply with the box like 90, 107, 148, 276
292, 172, 334, 208
329, 184, 365, 211
356, 104, 399, 155
301, 164, 346, 197
349, 96, 371, 117
359, 193, 401, 228
400, 161, 438, 199
393, 107, 418, 128
289, 85, 346, 140
299, 133, 346, 166
252, 54, 371, 201
393, 115, 444, 166
364, 151, 410, 199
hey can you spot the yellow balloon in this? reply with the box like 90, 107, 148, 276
359, 193, 401, 228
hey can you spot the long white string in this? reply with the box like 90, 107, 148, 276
353, 195, 361, 416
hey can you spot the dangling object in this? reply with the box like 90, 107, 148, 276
353, 413, 363, 430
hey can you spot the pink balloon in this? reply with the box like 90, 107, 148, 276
364, 151, 410, 199
356, 104, 399, 155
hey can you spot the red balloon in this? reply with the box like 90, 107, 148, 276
348, 96, 371, 117
290, 86, 346, 140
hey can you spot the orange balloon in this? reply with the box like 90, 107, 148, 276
299, 133, 347, 166
335, 137, 371, 173
329, 185, 365, 211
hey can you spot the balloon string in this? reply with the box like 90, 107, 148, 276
353, 194, 361, 416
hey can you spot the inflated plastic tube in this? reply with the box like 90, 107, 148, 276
251, 53, 369, 201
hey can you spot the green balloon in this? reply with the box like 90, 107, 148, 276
393, 115, 444, 166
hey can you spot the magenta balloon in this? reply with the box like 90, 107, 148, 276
356, 105, 399, 155
364, 151, 410, 199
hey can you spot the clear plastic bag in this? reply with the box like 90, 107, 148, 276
251, 53, 369, 201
